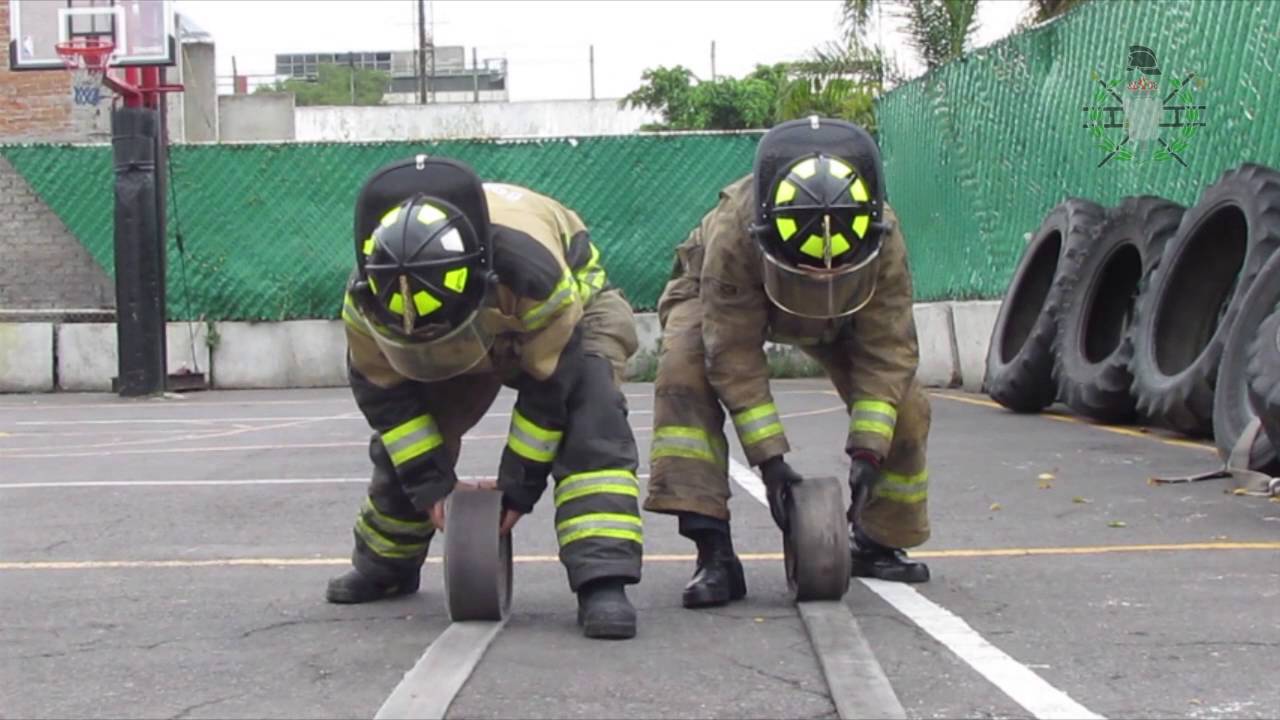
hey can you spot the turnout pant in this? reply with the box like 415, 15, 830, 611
643, 285, 932, 550
350, 288, 645, 591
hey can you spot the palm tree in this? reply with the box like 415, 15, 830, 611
1022, 0, 1090, 25
839, 0, 980, 73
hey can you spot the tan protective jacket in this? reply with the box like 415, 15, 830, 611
695, 174, 921, 465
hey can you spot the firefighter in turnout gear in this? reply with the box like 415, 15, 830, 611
326, 155, 644, 639
644, 117, 933, 608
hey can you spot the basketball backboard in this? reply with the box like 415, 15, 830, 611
7, 0, 175, 70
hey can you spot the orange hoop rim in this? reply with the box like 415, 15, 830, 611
54, 38, 116, 71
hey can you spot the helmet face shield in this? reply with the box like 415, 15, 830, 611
750, 117, 889, 318
761, 248, 879, 319
355, 306, 497, 383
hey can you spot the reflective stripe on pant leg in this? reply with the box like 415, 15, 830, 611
858, 382, 931, 549
872, 469, 927, 504
507, 408, 563, 464
351, 453, 435, 582
554, 468, 644, 588
650, 425, 727, 470
732, 402, 784, 447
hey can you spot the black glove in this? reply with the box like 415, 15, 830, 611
760, 456, 804, 533
846, 450, 882, 525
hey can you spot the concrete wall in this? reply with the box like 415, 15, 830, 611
294, 99, 660, 142
178, 41, 218, 143
3, 301, 1002, 394
0, 156, 114, 310
218, 93, 296, 142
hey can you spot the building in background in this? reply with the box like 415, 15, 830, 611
255, 46, 508, 103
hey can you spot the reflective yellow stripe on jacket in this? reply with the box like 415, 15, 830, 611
521, 271, 578, 331
850, 399, 897, 443
732, 402, 784, 447
381, 414, 443, 468
507, 408, 563, 464
574, 243, 607, 303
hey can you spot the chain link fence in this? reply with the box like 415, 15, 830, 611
876, 0, 1280, 301
0, 133, 764, 321
6, 0, 1280, 322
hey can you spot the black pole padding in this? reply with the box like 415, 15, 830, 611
111, 106, 168, 397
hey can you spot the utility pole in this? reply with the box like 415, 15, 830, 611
427, 1, 435, 104
711, 40, 716, 81
589, 45, 595, 100
472, 46, 479, 103
416, 0, 427, 104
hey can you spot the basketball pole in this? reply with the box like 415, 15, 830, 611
108, 64, 179, 397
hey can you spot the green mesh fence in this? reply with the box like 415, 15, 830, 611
5, 0, 1279, 318
0, 134, 762, 320
875, 0, 1280, 301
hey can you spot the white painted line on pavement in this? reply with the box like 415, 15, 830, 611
375, 619, 507, 720
859, 579, 1104, 720
726, 457, 1105, 720
11, 410, 653, 427
0, 474, 650, 490
727, 459, 904, 720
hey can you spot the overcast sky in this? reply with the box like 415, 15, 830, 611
173, 0, 1033, 101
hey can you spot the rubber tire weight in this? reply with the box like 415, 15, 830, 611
783, 476, 852, 602
984, 198, 1105, 413
1130, 163, 1280, 437
1052, 196, 1184, 424
443, 488, 513, 622
1214, 250, 1280, 469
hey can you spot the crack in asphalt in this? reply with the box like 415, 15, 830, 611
238, 614, 408, 639
719, 654, 833, 704
169, 694, 236, 720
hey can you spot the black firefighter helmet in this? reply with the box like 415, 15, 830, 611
749, 116, 889, 319
349, 155, 499, 381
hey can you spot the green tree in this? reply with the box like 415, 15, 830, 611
1018, 0, 1090, 28
257, 63, 390, 106
838, 0, 980, 73
622, 64, 785, 131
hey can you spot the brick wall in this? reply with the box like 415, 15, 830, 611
1, 3, 112, 142
1, 3, 71, 140
0, 155, 114, 310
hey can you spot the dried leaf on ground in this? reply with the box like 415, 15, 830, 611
1107, 520, 1127, 528
989, 502, 1002, 512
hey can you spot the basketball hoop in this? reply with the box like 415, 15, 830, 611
54, 38, 116, 106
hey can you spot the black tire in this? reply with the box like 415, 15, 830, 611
1247, 301, 1280, 454
1052, 196, 1184, 424
985, 198, 1105, 412
1130, 163, 1280, 437
1217, 250, 1280, 468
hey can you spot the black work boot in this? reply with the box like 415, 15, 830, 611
849, 526, 930, 583
576, 578, 637, 639
678, 513, 746, 608
325, 568, 420, 604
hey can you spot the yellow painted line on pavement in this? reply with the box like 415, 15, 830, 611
929, 391, 1215, 453
5, 541, 1278, 571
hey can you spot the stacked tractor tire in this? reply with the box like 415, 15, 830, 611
984, 163, 1280, 475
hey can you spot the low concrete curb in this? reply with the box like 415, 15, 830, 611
913, 304, 960, 388
950, 300, 1002, 393
7, 300, 1004, 394
54, 322, 211, 391
211, 320, 347, 389
0, 322, 54, 392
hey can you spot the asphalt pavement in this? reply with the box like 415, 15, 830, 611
1, 381, 1277, 719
